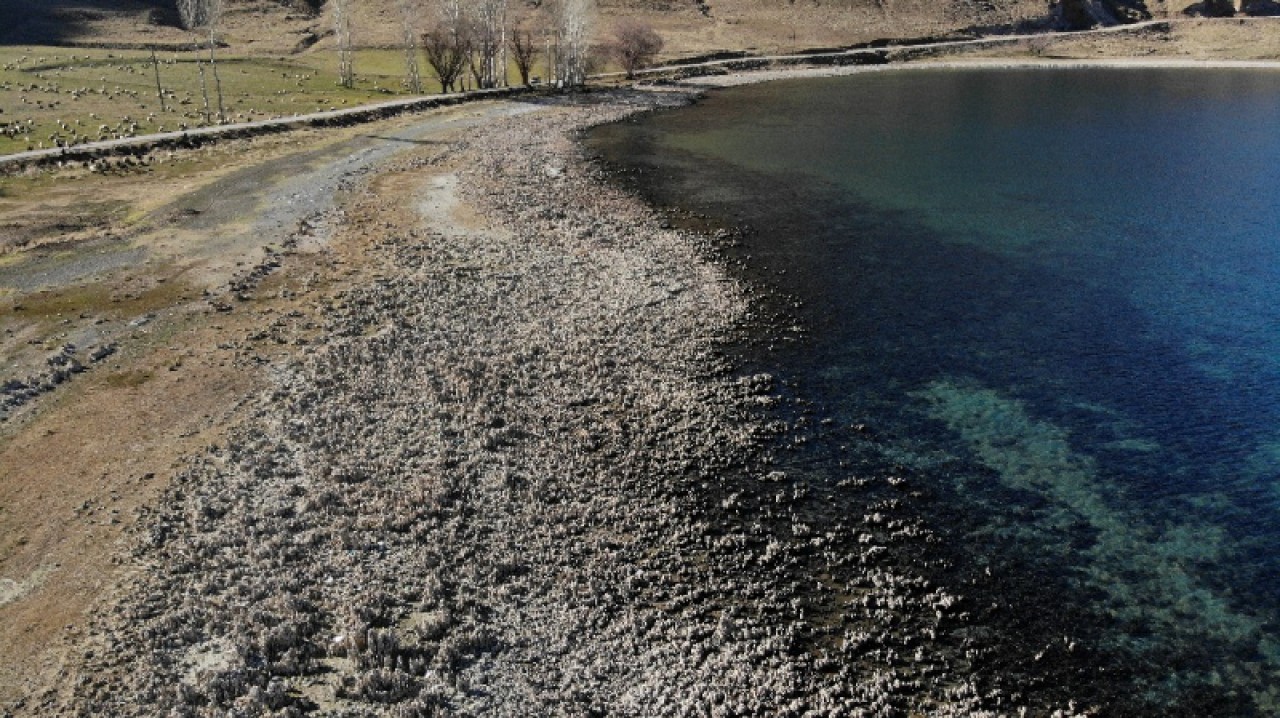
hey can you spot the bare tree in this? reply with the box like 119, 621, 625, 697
551, 0, 593, 87
179, 0, 210, 122
206, 0, 226, 123
471, 0, 508, 89
422, 26, 468, 92
150, 48, 168, 112
509, 25, 538, 86
499, 4, 509, 87
446, 0, 473, 90
197, 62, 212, 124
467, 36, 485, 90
333, 0, 355, 88
609, 19, 662, 79
177, 0, 205, 30
177, 0, 225, 123
397, 0, 424, 93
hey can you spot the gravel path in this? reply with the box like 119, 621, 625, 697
54, 91, 1064, 717
0, 101, 539, 425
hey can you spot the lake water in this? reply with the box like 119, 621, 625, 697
588, 69, 1280, 714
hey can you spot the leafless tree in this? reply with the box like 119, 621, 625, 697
443, 0, 466, 37
206, 0, 226, 122
178, 0, 210, 122
176, 0, 205, 30
149, 48, 168, 112
509, 25, 538, 86
422, 25, 469, 92
397, 0, 424, 93
196, 62, 212, 124
469, 0, 508, 89
333, 0, 355, 88
550, 0, 593, 87
177, 0, 225, 123
498, 3, 509, 87
609, 19, 662, 79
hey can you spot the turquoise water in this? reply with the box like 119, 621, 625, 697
588, 69, 1280, 714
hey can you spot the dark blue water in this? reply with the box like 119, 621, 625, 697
588, 69, 1280, 714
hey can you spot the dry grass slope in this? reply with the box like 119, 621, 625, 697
2, 0, 1057, 54
2, 0, 1270, 54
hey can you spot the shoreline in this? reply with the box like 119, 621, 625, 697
14, 58, 1280, 714
669, 55, 1280, 89
590, 67, 1280, 717
37, 90, 1070, 716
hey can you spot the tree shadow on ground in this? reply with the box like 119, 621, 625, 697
1243, 0, 1280, 15
360, 135, 442, 146
0, 0, 177, 46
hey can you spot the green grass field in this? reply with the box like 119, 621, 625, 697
0, 45, 558, 157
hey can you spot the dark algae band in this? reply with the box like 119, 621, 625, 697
587, 69, 1280, 715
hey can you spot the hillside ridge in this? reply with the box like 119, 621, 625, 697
0, 0, 1194, 55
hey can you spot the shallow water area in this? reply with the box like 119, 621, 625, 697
588, 68, 1280, 714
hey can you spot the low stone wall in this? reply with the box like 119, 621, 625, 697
0, 85, 541, 174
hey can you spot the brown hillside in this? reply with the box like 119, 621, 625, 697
0, 0, 1044, 55
0, 0, 1261, 56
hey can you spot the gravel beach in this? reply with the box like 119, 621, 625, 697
40, 89, 1074, 717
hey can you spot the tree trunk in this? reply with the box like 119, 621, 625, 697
398, 0, 422, 93
334, 0, 355, 88
499, 8, 507, 87
150, 48, 167, 112
197, 60, 211, 125
208, 26, 225, 123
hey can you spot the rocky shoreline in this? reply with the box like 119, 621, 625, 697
44, 90, 1071, 716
